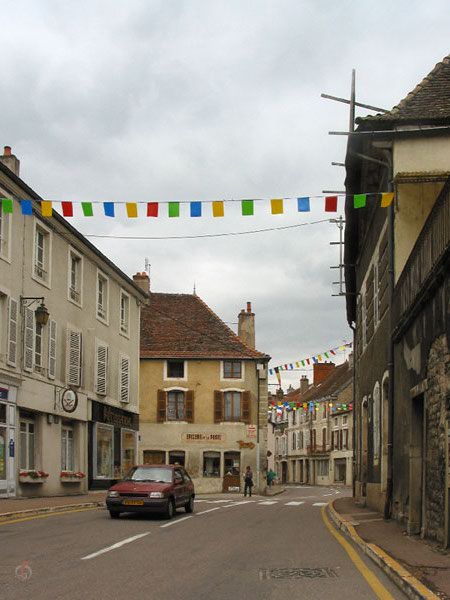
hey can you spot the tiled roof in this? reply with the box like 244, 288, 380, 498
140, 292, 270, 360
358, 54, 450, 127
285, 362, 352, 403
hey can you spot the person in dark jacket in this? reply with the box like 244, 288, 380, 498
243, 466, 254, 497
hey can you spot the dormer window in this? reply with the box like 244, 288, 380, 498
167, 360, 185, 379
223, 360, 242, 379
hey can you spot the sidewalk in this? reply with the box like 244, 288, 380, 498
330, 496, 450, 600
0, 492, 106, 520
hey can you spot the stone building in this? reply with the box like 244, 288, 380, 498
344, 55, 450, 543
0, 147, 146, 497
138, 285, 270, 494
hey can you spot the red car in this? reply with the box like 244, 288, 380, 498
106, 464, 195, 520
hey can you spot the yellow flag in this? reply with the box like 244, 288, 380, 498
295, 361, 300, 368
381, 192, 394, 207
41, 201, 52, 217
318, 354, 322, 361
271, 199, 284, 214
126, 203, 138, 218
212, 201, 224, 217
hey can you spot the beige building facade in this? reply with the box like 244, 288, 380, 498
0, 148, 146, 497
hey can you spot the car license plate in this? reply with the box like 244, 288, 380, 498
123, 499, 145, 506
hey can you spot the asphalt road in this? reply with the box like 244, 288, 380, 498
0, 486, 407, 600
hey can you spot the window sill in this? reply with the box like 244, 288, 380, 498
164, 420, 189, 424
96, 314, 109, 326
68, 295, 83, 309
31, 273, 51, 290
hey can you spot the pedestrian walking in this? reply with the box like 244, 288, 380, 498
267, 468, 276, 488
243, 466, 254, 497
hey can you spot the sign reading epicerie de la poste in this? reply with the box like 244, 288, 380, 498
183, 433, 225, 443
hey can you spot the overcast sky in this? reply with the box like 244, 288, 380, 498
2, 1, 449, 390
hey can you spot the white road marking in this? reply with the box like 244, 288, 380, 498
259, 501, 278, 505
285, 501, 305, 506
160, 516, 193, 528
81, 532, 150, 560
222, 501, 256, 508
313, 502, 329, 506
196, 507, 223, 515
323, 494, 332, 497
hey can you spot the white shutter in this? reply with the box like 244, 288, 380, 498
67, 329, 82, 386
7, 298, 18, 367
119, 355, 130, 403
48, 320, 57, 379
95, 342, 108, 395
24, 306, 35, 372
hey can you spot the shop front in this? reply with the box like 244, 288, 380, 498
0, 385, 17, 498
89, 401, 139, 489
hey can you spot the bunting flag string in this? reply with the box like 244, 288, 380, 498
0, 193, 395, 219
269, 399, 353, 415
269, 342, 353, 377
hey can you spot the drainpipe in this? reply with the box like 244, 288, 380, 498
384, 151, 395, 520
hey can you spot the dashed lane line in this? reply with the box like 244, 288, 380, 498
81, 532, 150, 561
313, 502, 329, 506
285, 501, 305, 506
160, 516, 193, 528
258, 501, 278, 505
196, 507, 223, 515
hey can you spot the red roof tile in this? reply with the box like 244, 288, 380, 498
285, 362, 352, 403
140, 293, 270, 360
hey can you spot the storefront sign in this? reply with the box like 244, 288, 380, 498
91, 401, 139, 431
61, 389, 78, 413
246, 425, 257, 438
238, 440, 255, 449
183, 433, 225, 443
0, 388, 8, 400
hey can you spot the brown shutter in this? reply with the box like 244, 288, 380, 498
185, 391, 194, 423
331, 431, 334, 450
214, 391, 223, 423
242, 391, 251, 423
339, 430, 343, 450
157, 390, 166, 422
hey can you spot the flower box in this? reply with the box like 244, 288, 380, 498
19, 470, 49, 484
60, 471, 86, 483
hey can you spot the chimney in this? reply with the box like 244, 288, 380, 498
133, 272, 150, 295
0, 146, 20, 177
313, 361, 335, 385
300, 375, 309, 395
237, 301, 255, 349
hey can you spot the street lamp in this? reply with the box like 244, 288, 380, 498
20, 297, 50, 326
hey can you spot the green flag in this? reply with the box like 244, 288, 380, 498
81, 202, 93, 216
168, 202, 180, 218
354, 194, 367, 209
241, 200, 254, 216
1, 198, 13, 213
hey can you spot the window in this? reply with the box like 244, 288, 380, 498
95, 423, 114, 479
374, 261, 380, 328
317, 460, 329, 476
33, 223, 51, 285
143, 450, 165, 465
23, 306, 35, 373
214, 390, 250, 423
361, 289, 367, 350
120, 291, 130, 335
95, 341, 108, 395
61, 425, 74, 471
66, 328, 82, 386
7, 297, 18, 367
34, 323, 43, 371
97, 272, 109, 322
47, 320, 57, 379
0, 203, 11, 261
122, 430, 137, 477
203, 451, 220, 477
167, 390, 185, 420
169, 450, 185, 466
224, 451, 240, 476
224, 391, 242, 421
223, 361, 242, 379
343, 416, 348, 425
373, 382, 381, 463
167, 360, 185, 378
20, 418, 35, 470
68, 248, 83, 305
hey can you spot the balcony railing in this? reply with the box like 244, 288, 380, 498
394, 178, 450, 326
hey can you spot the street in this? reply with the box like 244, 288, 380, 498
0, 486, 406, 600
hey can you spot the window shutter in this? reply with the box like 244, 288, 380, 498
24, 306, 35, 372
119, 355, 130, 403
331, 431, 335, 450
185, 390, 194, 422
67, 329, 82, 386
242, 391, 251, 423
7, 298, 18, 367
214, 391, 223, 423
157, 390, 166, 422
48, 320, 57, 379
339, 430, 343, 450
95, 343, 108, 395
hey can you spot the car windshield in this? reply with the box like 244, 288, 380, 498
125, 467, 173, 483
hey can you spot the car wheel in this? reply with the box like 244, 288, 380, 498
164, 498, 175, 520
185, 496, 194, 513
109, 510, 120, 519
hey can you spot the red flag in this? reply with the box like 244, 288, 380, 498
61, 202, 73, 217
147, 202, 159, 217
306, 358, 310, 365
325, 196, 338, 212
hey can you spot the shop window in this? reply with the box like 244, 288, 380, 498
167, 360, 185, 378
317, 460, 329, 476
143, 450, 166, 465
61, 425, 74, 471
169, 450, 185, 466
20, 418, 35, 470
203, 451, 220, 477
95, 423, 114, 479
122, 429, 137, 476
223, 361, 242, 379
224, 451, 240, 476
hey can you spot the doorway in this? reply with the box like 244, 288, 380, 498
408, 394, 425, 535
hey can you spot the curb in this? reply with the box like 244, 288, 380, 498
0, 501, 105, 522
327, 500, 440, 600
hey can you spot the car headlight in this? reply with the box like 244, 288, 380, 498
149, 492, 164, 498
108, 491, 120, 498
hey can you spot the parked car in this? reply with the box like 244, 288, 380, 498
106, 464, 195, 519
